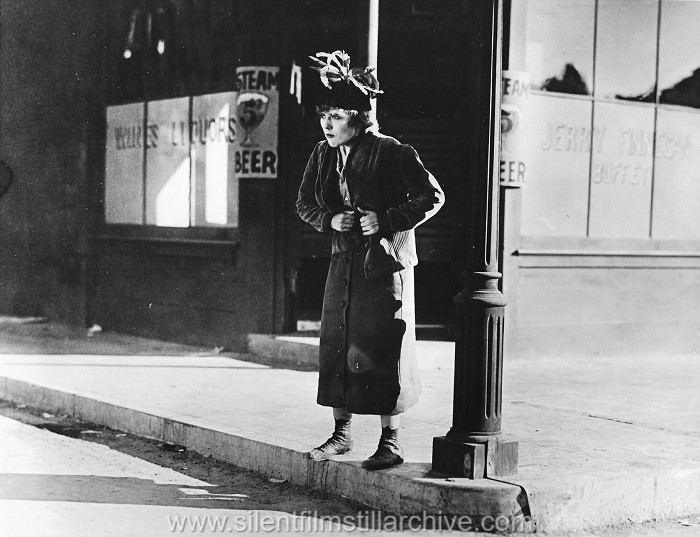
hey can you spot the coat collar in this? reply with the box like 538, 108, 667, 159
318, 129, 381, 211
337, 128, 374, 190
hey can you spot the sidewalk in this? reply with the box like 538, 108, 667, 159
0, 320, 698, 532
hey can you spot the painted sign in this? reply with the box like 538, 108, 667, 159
500, 70, 529, 186
234, 66, 279, 179
105, 103, 145, 224
191, 92, 239, 227
145, 97, 191, 227
588, 102, 654, 239
104, 67, 279, 228
520, 94, 592, 237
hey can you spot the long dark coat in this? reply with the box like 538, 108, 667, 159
296, 131, 444, 415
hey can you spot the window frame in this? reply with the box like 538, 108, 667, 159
97, 0, 266, 255
511, 0, 700, 248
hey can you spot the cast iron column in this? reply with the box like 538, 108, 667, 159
432, 0, 519, 479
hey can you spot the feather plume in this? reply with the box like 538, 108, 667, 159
308, 50, 383, 97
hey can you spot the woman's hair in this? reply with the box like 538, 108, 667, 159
316, 105, 376, 131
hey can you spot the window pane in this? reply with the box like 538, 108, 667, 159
107, 3, 146, 103
658, 0, 700, 109
652, 108, 700, 239
197, 0, 280, 94
191, 92, 238, 227
589, 102, 654, 238
522, 0, 595, 95
196, 1, 240, 94
105, 103, 145, 224
595, 0, 658, 101
145, 97, 191, 227
144, 2, 192, 99
520, 94, 591, 237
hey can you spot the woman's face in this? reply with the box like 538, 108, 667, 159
319, 108, 357, 147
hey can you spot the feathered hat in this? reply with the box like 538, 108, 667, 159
309, 50, 382, 111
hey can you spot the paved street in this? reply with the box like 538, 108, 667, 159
0, 321, 698, 535
1, 406, 699, 537
0, 407, 371, 537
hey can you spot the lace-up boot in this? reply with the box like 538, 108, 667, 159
361, 426, 404, 470
308, 419, 353, 461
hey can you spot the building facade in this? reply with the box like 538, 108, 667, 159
503, 0, 700, 356
0, 0, 697, 356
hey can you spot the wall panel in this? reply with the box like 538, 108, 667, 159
511, 262, 700, 357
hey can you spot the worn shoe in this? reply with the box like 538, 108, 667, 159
362, 426, 404, 470
308, 419, 353, 461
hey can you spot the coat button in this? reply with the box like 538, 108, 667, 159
340, 324, 345, 331
340, 301, 346, 307
342, 278, 348, 285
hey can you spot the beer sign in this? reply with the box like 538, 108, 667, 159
234, 66, 279, 179
103, 66, 280, 229
500, 70, 529, 186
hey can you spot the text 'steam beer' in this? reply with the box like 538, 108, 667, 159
112, 67, 278, 176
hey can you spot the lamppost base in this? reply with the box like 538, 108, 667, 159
432, 434, 519, 479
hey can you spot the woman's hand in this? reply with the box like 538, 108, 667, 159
359, 208, 379, 235
331, 211, 355, 232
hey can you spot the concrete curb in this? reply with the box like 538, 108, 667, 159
0, 376, 530, 530
525, 466, 700, 531
246, 334, 318, 368
244, 335, 456, 371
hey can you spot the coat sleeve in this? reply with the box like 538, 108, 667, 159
377, 144, 445, 234
296, 143, 334, 232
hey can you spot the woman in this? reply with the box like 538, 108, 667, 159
296, 51, 444, 470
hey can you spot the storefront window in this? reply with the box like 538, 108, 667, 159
595, 0, 658, 102
588, 102, 654, 238
512, 0, 700, 242
108, 2, 147, 103
104, 0, 279, 230
104, 103, 145, 224
652, 109, 700, 239
191, 92, 240, 227
144, 97, 191, 227
658, 0, 700, 109
519, 94, 592, 237
107, 0, 255, 103
522, 0, 595, 95
142, 3, 191, 98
